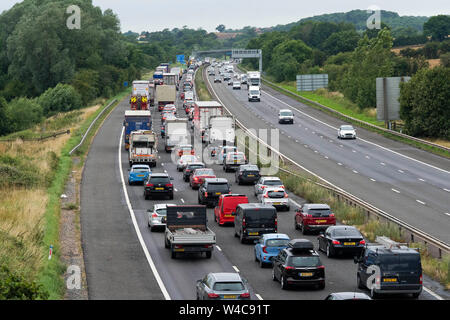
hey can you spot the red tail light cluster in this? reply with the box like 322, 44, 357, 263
359, 240, 366, 245
332, 240, 340, 245
240, 292, 250, 298
146, 183, 154, 187
284, 266, 295, 271
208, 293, 219, 298
262, 246, 268, 254
165, 184, 173, 187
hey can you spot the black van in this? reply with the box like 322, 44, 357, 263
354, 243, 422, 299
234, 203, 277, 244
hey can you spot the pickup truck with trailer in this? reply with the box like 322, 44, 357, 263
128, 130, 157, 167
192, 101, 224, 143
155, 85, 176, 111
164, 205, 216, 259
123, 110, 152, 150
164, 118, 189, 152
204, 115, 235, 145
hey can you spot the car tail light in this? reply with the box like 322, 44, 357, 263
204, 244, 212, 248
242, 218, 246, 227
152, 213, 158, 218
419, 274, 423, 284
329, 213, 335, 217
146, 183, 154, 187
174, 245, 183, 249
240, 292, 250, 298
317, 265, 325, 270
359, 240, 366, 245
332, 240, 340, 245
284, 266, 295, 271
194, 177, 199, 181
191, 150, 195, 155
165, 184, 173, 187
263, 194, 269, 198
208, 293, 219, 299
261, 186, 266, 189
275, 217, 278, 227
284, 193, 288, 198
306, 214, 312, 218
204, 192, 208, 198
262, 246, 268, 253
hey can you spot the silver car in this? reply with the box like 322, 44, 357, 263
217, 146, 237, 165
176, 154, 198, 171
196, 272, 251, 300
254, 177, 284, 196
147, 203, 174, 231
338, 125, 356, 139
258, 187, 290, 211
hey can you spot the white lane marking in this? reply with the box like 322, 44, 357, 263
365, 156, 370, 159
261, 89, 450, 175
255, 293, 264, 300
416, 200, 426, 205
232, 266, 240, 273
164, 170, 167, 173
314, 150, 318, 153
444, 188, 450, 192
380, 162, 386, 166
370, 178, 376, 182
215, 245, 222, 251
181, 198, 185, 203
119, 128, 171, 300
339, 144, 343, 147
353, 170, 358, 174
398, 170, 404, 173
324, 156, 329, 159
444, 213, 450, 217
338, 163, 342, 166
295, 140, 299, 143
352, 150, 356, 153
289, 198, 303, 208
423, 286, 444, 300
419, 178, 425, 182
161, 163, 164, 166
174, 188, 178, 192
391, 188, 401, 194
304, 145, 308, 148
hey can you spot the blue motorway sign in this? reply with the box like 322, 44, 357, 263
176, 54, 185, 64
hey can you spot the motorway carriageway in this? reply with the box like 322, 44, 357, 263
207, 66, 450, 246
81, 72, 443, 300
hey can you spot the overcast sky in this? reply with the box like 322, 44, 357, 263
1, 0, 449, 33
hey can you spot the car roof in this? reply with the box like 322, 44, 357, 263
303, 203, 330, 210
221, 194, 247, 199
240, 164, 259, 170
153, 203, 175, 210
210, 273, 242, 282
262, 233, 289, 240
279, 109, 293, 113
186, 162, 205, 166
264, 187, 285, 192
131, 165, 150, 169
204, 178, 228, 183
328, 225, 358, 231
261, 177, 282, 181
331, 292, 371, 300
238, 203, 275, 210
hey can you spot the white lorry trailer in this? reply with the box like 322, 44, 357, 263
192, 101, 224, 143
246, 71, 261, 89
164, 118, 189, 152
205, 115, 235, 145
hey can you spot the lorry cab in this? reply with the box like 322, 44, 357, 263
214, 194, 249, 225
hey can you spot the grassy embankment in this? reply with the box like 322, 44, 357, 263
0, 88, 131, 299
195, 66, 213, 101
198, 67, 450, 290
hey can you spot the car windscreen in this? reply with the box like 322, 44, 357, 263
245, 209, 276, 226
332, 228, 361, 238
250, 90, 259, 95
243, 170, 259, 175
264, 180, 282, 186
195, 169, 214, 176
149, 177, 170, 184
307, 208, 331, 217
267, 191, 285, 198
280, 112, 292, 116
207, 183, 229, 193
228, 154, 244, 160
133, 168, 149, 173
266, 239, 290, 247
187, 165, 204, 171
156, 208, 167, 216
289, 256, 321, 267
379, 254, 421, 272
213, 282, 244, 291
341, 126, 354, 130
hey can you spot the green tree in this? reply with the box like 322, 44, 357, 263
321, 30, 360, 55
38, 84, 82, 116
423, 15, 450, 42
6, 97, 43, 132
0, 266, 49, 300
0, 97, 9, 135
399, 67, 450, 139
216, 24, 226, 32
440, 52, 450, 67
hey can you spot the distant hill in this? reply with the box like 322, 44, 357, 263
267, 9, 429, 33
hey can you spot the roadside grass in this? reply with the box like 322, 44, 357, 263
195, 66, 213, 101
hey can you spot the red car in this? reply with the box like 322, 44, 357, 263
294, 203, 336, 234
190, 168, 216, 189
214, 194, 249, 226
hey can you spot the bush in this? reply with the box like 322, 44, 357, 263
0, 266, 49, 300
38, 84, 82, 116
6, 98, 43, 133
440, 52, 450, 67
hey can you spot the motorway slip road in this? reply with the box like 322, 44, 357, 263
207, 68, 450, 246
80, 76, 442, 300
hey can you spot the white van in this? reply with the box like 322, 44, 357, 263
248, 86, 261, 102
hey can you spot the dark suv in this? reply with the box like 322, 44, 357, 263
234, 203, 277, 243
198, 178, 231, 207
183, 162, 206, 182
235, 164, 260, 185
354, 241, 422, 299
144, 173, 174, 200
272, 239, 325, 290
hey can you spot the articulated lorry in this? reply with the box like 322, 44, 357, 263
128, 130, 157, 167
164, 118, 189, 152
124, 110, 152, 150
130, 80, 150, 110
193, 101, 224, 143
163, 73, 178, 89
155, 85, 177, 111
204, 115, 235, 145
164, 205, 216, 259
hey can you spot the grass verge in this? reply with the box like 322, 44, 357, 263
195, 66, 213, 101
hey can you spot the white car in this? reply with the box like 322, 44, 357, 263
177, 154, 198, 171
258, 187, 290, 211
254, 177, 284, 196
148, 203, 175, 231
217, 146, 238, 164
338, 125, 356, 139
232, 81, 241, 90
278, 109, 294, 124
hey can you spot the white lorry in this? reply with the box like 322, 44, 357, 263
129, 130, 157, 167
192, 101, 224, 143
164, 205, 216, 259
164, 118, 189, 152
248, 86, 261, 102
246, 71, 261, 89
205, 115, 235, 145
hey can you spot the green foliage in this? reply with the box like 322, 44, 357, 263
6, 98, 43, 133
38, 84, 82, 116
423, 15, 450, 41
0, 97, 7, 135
0, 266, 49, 300
216, 24, 226, 32
399, 67, 450, 139
0, 154, 44, 188
441, 52, 450, 67
321, 30, 360, 55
